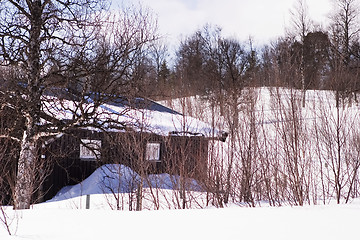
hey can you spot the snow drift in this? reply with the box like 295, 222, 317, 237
50, 164, 202, 202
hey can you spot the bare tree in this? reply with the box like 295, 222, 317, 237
0, 136, 19, 235
331, 0, 360, 65
313, 92, 359, 204
290, 0, 310, 100
328, 0, 360, 105
0, 0, 158, 209
271, 87, 313, 205
290, 0, 312, 106
290, 0, 313, 42
230, 88, 259, 207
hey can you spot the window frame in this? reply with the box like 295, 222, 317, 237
80, 139, 101, 161
145, 142, 161, 162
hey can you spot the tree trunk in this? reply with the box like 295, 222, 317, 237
13, 1, 42, 210
14, 129, 37, 209
136, 177, 143, 211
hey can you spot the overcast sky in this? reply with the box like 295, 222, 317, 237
113, 0, 333, 47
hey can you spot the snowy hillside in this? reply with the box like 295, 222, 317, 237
2, 87, 360, 239
161, 87, 360, 206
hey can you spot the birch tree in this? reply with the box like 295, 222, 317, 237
290, 0, 312, 106
0, 0, 158, 209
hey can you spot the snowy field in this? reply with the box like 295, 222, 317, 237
1, 197, 360, 239
1, 164, 360, 239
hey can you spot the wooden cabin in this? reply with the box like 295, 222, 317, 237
0, 92, 227, 204
39, 130, 210, 201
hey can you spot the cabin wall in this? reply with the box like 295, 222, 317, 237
102, 132, 208, 179
0, 108, 22, 205
164, 136, 208, 180
5, 129, 209, 202
0, 139, 18, 205
40, 131, 101, 202
103, 132, 165, 174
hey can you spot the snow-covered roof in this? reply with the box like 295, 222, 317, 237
41, 92, 227, 141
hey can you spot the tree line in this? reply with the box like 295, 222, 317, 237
164, 0, 360, 107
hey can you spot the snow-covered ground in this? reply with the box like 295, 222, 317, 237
1, 163, 360, 239
1, 197, 359, 239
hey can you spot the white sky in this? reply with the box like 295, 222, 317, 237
113, 0, 333, 47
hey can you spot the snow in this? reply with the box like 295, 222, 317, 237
1, 163, 360, 239
41, 94, 225, 139
49, 164, 202, 203
1, 199, 359, 239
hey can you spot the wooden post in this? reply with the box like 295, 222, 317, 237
86, 194, 90, 209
